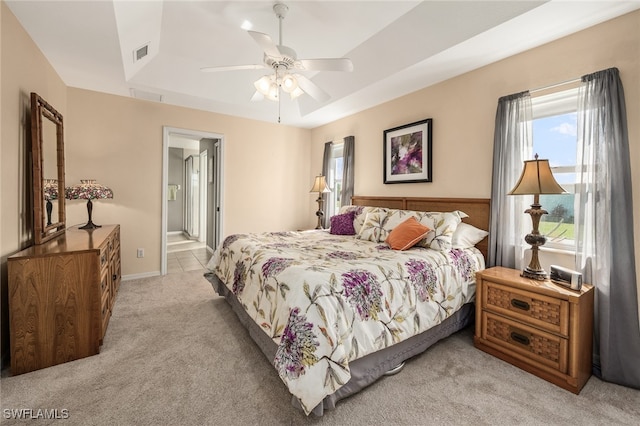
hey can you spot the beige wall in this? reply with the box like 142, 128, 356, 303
1, 2, 68, 255
1, 1, 69, 365
311, 9, 640, 299
65, 89, 311, 277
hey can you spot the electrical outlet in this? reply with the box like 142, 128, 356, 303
137, 248, 144, 258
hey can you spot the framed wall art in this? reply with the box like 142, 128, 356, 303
383, 118, 432, 184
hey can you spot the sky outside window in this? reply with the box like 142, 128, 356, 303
532, 112, 577, 186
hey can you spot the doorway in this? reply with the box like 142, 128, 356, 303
162, 127, 224, 275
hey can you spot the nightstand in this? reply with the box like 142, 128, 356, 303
474, 266, 594, 394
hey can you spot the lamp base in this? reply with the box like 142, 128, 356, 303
315, 210, 324, 229
79, 220, 101, 230
79, 198, 102, 230
521, 199, 548, 281
315, 196, 325, 229
521, 266, 547, 281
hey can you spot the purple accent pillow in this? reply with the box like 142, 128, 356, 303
330, 211, 356, 235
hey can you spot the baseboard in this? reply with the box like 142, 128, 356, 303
122, 271, 161, 281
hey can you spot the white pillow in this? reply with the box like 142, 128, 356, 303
451, 222, 489, 249
356, 208, 388, 242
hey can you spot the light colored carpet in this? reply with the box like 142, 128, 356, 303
1, 271, 639, 425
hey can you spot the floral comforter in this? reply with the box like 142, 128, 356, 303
207, 230, 484, 414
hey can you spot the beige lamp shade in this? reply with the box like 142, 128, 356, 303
310, 175, 331, 193
508, 156, 566, 196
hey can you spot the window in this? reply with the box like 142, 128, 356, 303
531, 88, 579, 249
326, 143, 343, 217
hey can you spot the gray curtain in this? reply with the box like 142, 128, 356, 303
341, 136, 355, 206
575, 67, 640, 388
488, 91, 533, 269
321, 142, 332, 228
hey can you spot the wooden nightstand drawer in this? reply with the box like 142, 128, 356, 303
482, 311, 568, 373
484, 281, 569, 336
474, 266, 594, 394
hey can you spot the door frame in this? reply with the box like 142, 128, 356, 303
161, 126, 224, 275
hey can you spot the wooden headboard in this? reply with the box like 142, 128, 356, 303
351, 196, 491, 260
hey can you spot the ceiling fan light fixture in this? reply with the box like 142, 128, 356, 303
266, 82, 279, 101
281, 74, 298, 93
254, 75, 272, 94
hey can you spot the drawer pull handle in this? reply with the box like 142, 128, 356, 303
511, 299, 530, 311
113, 274, 118, 281
510, 332, 530, 346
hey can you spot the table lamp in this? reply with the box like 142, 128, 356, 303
310, 175, 331, 229
508, 154, 566, 280
65, 179, 113, 229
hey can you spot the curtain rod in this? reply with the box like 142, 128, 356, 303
530, 77, 581, 94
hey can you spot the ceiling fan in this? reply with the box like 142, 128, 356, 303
201, 2, 353, 106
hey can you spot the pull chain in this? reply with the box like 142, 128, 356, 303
276, 66, 281, 123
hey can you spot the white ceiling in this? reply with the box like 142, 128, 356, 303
6, 0, 640, 128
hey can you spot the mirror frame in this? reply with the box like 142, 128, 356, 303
31, 92, 66, 244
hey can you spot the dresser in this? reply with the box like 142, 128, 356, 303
474, 266, 594, 394
8, 225, 121, 375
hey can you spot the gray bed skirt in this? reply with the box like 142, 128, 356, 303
205, 272, 474, 416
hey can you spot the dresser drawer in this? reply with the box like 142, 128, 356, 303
100, 245, 110, 269
101, 296, 111, 340
111, 257, 121, 295
100, 268, 110, 297
483, 281, 569, 336
482, 311, 568, 374
112, 231, 120, 253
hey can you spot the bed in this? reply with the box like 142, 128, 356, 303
205, 196, 490, 415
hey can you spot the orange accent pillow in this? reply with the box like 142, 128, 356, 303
385, 217, 432, 250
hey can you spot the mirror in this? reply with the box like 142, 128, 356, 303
31, 92, 65, 244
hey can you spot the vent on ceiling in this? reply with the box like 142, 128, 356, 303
130, 88, 163, 103
134, 43, 149, 62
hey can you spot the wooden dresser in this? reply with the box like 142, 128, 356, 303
474, 266, 594, 394
8, 225, 121, 375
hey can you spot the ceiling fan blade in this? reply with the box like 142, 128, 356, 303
294, 74, 330, 102
200, 64, 266, 73
297, 58, 353, 72
250, 91, 264, 102
248, 30, 281, 58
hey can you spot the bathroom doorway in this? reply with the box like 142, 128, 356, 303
162, 127, 223, 275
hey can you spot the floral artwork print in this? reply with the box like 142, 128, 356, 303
383, 119, 432, 184
207, 230, 484, 415
391, 131, 423, 175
